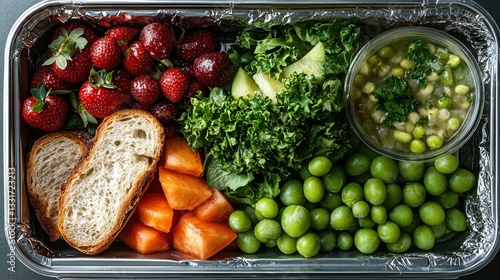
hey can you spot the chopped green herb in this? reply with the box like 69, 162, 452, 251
372, 76, 419, 127
416, 117, 429, 125
405, 39, 432, 87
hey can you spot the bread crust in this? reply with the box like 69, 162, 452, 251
58, 109, 165, 255
26, 131, 90, 242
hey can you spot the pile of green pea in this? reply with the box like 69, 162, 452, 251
228, 148, 476, 257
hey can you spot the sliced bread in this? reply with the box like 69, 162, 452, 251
58, 109, 165, 255
26, 131, 90, 242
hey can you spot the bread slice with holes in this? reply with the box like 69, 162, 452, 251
58, 109, 165, 255
26, 131, 90, 242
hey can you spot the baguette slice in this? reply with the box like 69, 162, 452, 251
58, 109, 165, 255
26, 131, 90, 242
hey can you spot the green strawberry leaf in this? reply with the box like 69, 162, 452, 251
30, 83, 47, 101
68, 27, 84, 39
32, 100, 45, 113
55, 55, 69, 70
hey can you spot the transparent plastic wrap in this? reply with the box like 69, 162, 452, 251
3, 0, 499, 277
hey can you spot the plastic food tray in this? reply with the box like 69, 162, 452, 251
3, 0, 499, 278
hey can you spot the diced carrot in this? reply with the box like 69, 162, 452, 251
172, 212, 237, 260
158, 166, 212, 210
160, 137, 203, 177
119, 216, 171, 254
194, 188, 234, 223
136, 193, 174, 233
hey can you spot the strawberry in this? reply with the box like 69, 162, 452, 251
122, 41, 155, 76
50, 22, 98, 46
30, 66, 69, 91
185, 80, 209, 99
51, 48, 93, 84
21, 84, 69, 132
106, 26, 139, 51
193, 52, 236, 87
111, 68, 134, 105
176, 29, 221, 62
160, 68, 190, 103
90, 36, 122, 70
79, 69, 124, 118
130, 74, 161, 106
44, 27, 93, 84
149, 100, 179, 124
140, 22, 176, 60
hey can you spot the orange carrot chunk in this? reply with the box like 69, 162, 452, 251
160, 137, 203, 177
194, 188, 234, 223
119, 216, 171, 254
159, 167, 212, 210
172, 212, 237, 260
136, 193, 174, 233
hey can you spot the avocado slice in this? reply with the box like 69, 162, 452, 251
281, 41, 325, 83
231, 68, 260, 100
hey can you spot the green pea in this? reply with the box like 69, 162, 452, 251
449, 168, 476, 193
370, 205, 387, 225
229, 210, 253, 233
255, 197, 279, 219
447, 54, 461, 68
436, 97, 452, 109
342, 182, 364, 208
434, 154, 459, 174
337, 231, 353, 250
236, 230, 261, 254
318, 230, 337, 252
308, 156, 333, 177
423, 166, 448, 196
383, 183, 403, 211
413, 224, 435, 250
303, 176, 325, 203
435, 190, 459, 209
277, 233, 297, 255
402, 182, 426, 208
398, 161, 425, 182
281, 205, 311, 238
378, 46, 395, 58
354, 74, 367, 87
400, 209, 422, 234
345, 153, 372, 176
419, 201, 445, 226
367, 55, 381, 66
412, 125, 426, 139
358, 216, 377, 229
321, 164, 346, 193
330, 205, 355, 230
280, 179, 306, 206
394, 130, 413, 144
319, 192, 343, 211
352, 201, 371, 218
391, 67, 405, 78
386, 233, 412, 253
296, 232, 321, 258
354, 228, 380, 254
299, 165, 314, 180
265, 239, 277, 248
364, 178, 387, 206
310, 208, 330, 231
389, 204, 414, 227
432, 223, 447, 239
445, 208, 468, 232
410, 139, 427, 153
370, 156, 398, 183
426, 135, 444, 149
254, 219, 282, 243
377, 220, 401, 244
245, 205, 260, 226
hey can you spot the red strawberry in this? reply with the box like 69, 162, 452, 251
130, 74, 161, 106
44, 26, 93, 84
79, 69, 124, 118
21, 84, 69, 132
111, 69, 134, 104
51, 48, 93, 84
185, 80, 209, 99
51, 22, 99, 46
106, 26, 139, 51
90, 36, 122, 70
140, 22, 176, 60
30, 66, 69, 91
160, 68, 190, 103
176, 29, 221, 62
149, 100, 179, 124
122, 41, 155, 76
193, 52, 236, 87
